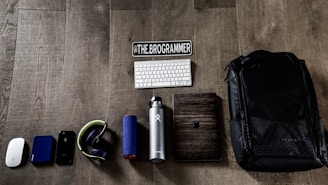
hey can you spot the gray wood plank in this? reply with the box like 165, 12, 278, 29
0, 0, 18, 151
149, 5, 200, 182
151, 0, 196, 97
58, 0, 110, 184
193, 8, 238, 94
150, 1, 238, 184
111, 0, 151, 10
0, 9, 65, 185
194, 0, 236, 9
193, 7, 239, 164
284, 1, 328, 183
234, 1, 328, 184
236, 0, 287, 54
285, 0, 328, 115
0, 0, 327, 184
19, 0, 65, 10
108, 9, 154, 184
152, 0, 194, 41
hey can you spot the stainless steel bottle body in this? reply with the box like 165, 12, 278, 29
149, 97, 165, 162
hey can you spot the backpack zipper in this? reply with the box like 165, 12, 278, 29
239, 68, 252, 157
227, 62, 252, 157
298, 61, 328, 165
240, 111, 251, 156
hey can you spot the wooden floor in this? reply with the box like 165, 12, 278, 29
1, 0, 328, 184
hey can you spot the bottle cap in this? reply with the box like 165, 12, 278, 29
149, 96, 162, 108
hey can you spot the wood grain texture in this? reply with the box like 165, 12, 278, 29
0, 0, 327, 184
194, 0, 236, 9
236, 0, 287, 54
150, 1, 200, 184
108, 9, 154, 184
285, 0, 328, 126
58, 0, 110, 184
0, 0, 18, 151
236, 0, 328, 184
173, 93, 221, 161
284, 1, 328, 183
0, 8, 65, 185
19, 0, 65, 10
193, 6, 239, 164
111, 0, 152, 10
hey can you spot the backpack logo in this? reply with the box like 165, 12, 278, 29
280, 137, 307, 143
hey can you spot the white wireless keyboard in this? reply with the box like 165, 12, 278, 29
134, 59, 192, 89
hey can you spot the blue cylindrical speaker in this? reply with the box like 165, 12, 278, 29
123, 115, 137, 160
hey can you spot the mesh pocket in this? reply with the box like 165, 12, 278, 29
249, 116, 315, 157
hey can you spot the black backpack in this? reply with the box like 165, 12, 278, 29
226, 50, 328, 172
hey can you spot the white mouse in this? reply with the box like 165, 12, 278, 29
5, 138, 25, 167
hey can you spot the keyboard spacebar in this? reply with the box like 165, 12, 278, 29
152, 82, 171, 87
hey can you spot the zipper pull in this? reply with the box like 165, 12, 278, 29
240, 111, 245, 120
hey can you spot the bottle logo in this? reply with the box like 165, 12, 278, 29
155, 114, 161, 122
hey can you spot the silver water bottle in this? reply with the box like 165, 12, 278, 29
149, 96, 165, 162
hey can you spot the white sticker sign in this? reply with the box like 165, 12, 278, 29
132, 40, 192, 57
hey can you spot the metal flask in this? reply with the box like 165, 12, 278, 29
149, 96, 165, 162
